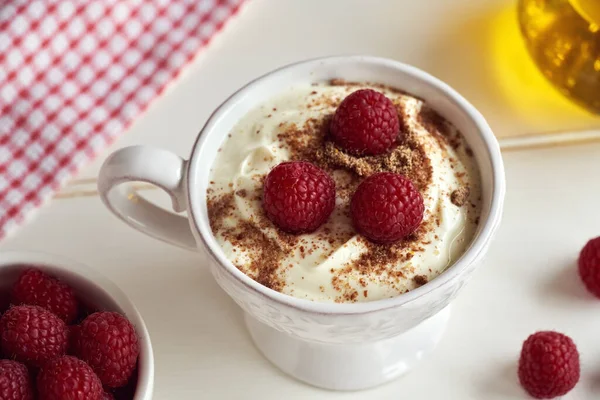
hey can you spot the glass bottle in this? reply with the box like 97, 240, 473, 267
518, 0, 600, 114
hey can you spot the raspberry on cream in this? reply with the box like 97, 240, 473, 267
262, 161, 335, 234
331, 88, 400, 155
350, 172, 424, 244
207, 81, 482, 303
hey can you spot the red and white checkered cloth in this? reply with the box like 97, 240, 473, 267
0, 0, 244, 240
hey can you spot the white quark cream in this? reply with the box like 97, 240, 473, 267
207, 82, 481, 303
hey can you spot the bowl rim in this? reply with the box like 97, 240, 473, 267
0, 251, 154, 399
187, 55, 506, 315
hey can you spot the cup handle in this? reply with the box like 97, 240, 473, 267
98, 145, 197, 251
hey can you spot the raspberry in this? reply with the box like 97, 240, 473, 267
263, 161, 336, 234
330, 89, 401, 156
578, 237, 600, 297
37, 356, 102, 400
72, 312, 140, 388
0, 305, 68, 368
0, 360, 34, 400
518, 331, 579, 399
11, 269, 79, 324
350, 173, 424, 243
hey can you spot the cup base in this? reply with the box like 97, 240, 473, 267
245, 305, 451, 391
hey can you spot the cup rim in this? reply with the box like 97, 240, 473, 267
0, 251, 154, 399
187, 55, 506, 315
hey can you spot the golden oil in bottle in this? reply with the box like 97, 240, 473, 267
518, 0, 600, 114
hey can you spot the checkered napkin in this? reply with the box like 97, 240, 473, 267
0, 0, 244, 240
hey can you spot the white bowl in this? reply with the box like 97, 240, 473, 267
0, 251, 154, 399
98, 56, 505, 390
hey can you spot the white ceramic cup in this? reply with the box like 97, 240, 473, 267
98, 56, 505, 391
0, 252, 154, 399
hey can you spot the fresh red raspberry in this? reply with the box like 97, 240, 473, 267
518, 331, 580, 399
11, 269, 79, 324
330, 89, 401, 156
350, 173, 424, 243
0, 305, 68, 368
37, 356, 102, 400
263, 161, 336, 234
578, 237, 600, 297
0, 360, 34, 400
72, 312, 140, 388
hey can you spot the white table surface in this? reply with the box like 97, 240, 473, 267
2, 0, 600, 398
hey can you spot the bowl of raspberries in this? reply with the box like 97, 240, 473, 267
0, 251, 153, 400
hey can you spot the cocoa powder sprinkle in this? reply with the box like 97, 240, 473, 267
206, 81, 475, 302
413, 275, 428, 287
450, 187, 470, 207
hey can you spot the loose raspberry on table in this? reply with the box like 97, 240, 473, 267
578, 236, 600, 298
350, 172, 424, 244
262, 161, 336, 234
0, 360, 34, 400
518, 331, 579, 399
0, 305, 68, 368
37, 356, 102, 400
330, 89, 401, 156
11, 269, 79, 324
72, 311, 140, 388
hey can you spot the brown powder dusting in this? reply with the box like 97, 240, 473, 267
245, 224, 285, 291
450, 187, 470, 207
208, 191, 303, 291
418, 104, 466, 152
209, 198, 286, 291
275, 104, 432, 192
413, 275, 428, 287
418, 105, 451, 137
327, 224, 430, 298
208, 193, 235, 233
330, 78, 346, 86
207, 81, 473, 301
336, 178, 361, 202
316, 141, 430, 189
349, 290, 358, 302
